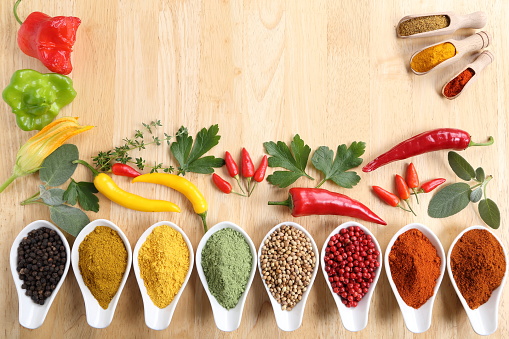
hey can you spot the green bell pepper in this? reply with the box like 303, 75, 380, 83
2, 69, 77, 131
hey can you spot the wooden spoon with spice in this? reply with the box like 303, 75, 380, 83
410, 31, 490, 75
397, 11, 487, 38
442, 50, 494, 99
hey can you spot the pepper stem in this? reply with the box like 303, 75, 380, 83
0, 173, 20, 193
268, 196, 292, 208
13, 0, 23, 25
469, 136, 494, 147
411, 188, 419, 204
200, 212, 208, 233
404, 199, 416, 216
73, 159, 100, 176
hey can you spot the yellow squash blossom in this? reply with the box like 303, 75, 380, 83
0, 117, 93, 193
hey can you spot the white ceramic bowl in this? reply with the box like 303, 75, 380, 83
196, 221, 257, 332
133, 221, 194, 330
447, 225, 508, 336
10, 220, 71, 329
385, 223, 445, 333
258, 221, 319, 332
320, 221, 382, 332
71, 219, 132, 328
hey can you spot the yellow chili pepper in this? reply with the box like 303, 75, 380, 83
74, 160, 181, 213
132, 173, 208, 231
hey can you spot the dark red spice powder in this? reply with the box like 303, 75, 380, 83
444, 68, 475, 98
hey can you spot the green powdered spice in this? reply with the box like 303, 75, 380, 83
201, 228, 253, 309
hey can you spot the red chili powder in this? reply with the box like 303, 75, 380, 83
443, 68, 475, 98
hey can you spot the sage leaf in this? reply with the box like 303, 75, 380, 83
475, 167, 485, 182
428, 183, 471, 218
470, 187, 483, 203
479, 199, 500, 229
49, 204, 90, 236
448, 151, 475, 181
40, 144, 79, 186
40, 187, 65, 206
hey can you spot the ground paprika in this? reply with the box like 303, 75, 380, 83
443, 68, 475, 98
388, 228, 441, 309
450, 229, 506, 309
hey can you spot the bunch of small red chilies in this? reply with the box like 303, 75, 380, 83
372, 163, 445, 215
212, 149, 268, 197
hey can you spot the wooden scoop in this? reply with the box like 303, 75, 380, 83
410, 31, 490, 75
442, 50, 494, 99
397, 11, 487, 38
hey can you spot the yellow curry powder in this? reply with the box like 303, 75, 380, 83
138, 225, 190, 308
411, 42, 456, 73
78, 226, 128, 309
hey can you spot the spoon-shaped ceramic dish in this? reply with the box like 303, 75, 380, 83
410, 31, 490, 75
442, 50, 494, 99
397, 11, 487, 38
385, 223, 445, 333
321, 221, 382, 332
196, 221, 256, 332
10, 220, 71, 329
71, 219, 132, 328
447, 225, 508, 336
258, 221, 319, 332
133, 221, 194, 330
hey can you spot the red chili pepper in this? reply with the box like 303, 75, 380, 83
405, 163, 420, 203
112, 163, 141, 178
224, 151, 245, 194
395, 174, 416, 215
241, 148, 255, 192
248, 155, 268, 196
14, 0, 81, 75
212, 173, 246, 196
362, 129, 494, 172
268, 188, 387, 225
372, 186, 413, 213
419, 178, 446, 193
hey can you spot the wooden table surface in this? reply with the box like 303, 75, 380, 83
1, 1, 508, 338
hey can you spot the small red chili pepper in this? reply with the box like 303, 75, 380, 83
224, 151, 245, 194
395, 174, 416, 215
14, 0, 81, 75
419, 178, 446, 193
249, 155, 268, 196
212, 173, 245, 196
405, 163, 420, 204
241, 148, 255, 192
372, 186, 412, 212
362, 129, 494, 172
112, 163, 141, 178
268, 187, 387, 225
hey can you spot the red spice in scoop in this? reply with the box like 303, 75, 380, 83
443, 68, 475, 98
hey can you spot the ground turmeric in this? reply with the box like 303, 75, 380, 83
138, 225, 190, 308
78, 226, 128, 309
411, 42, 456, 73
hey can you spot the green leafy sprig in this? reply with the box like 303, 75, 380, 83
20, 144, 99, 236
428, 151, 500, 229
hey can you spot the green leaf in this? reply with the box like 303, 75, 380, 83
311, 142, 365, 188
263, 135, 313, 188
448, 151, 475, 181
39, 144, 79, 186
475, 167, 485, 182
428, 183, 472, 218
39, 186, 65, 206
170, 126, 192, 167
479, 199, 500, 229
63, 179, 99, 212
470, 187, 483, 203
49, 205, 90, 236
63, 180, 79, 205
186, 156, 225, 174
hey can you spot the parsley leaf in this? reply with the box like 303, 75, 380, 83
170, 125, 225, 175
63, 179, 100, 212
312, 142, 365, 188
263, 135, 314, 188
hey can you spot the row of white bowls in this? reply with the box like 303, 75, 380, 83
10, 220, 507, 335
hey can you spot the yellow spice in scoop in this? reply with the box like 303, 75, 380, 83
138, 225, 190, 308
411, 42, 456, 73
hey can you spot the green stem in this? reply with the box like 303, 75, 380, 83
21, 200, 49, 207
200, 212, 208, 233
73, 159, 99, 176
304, 173, 315, 180
21, 191, 41, 205
315, 178, 327, 188
482, 175, 493, 199
469, 183, 482, 190
411, 188, 419, 204
234, 175, 245, 194
405, 199, 416, 216
397, 204, 412, 213
268, 195, 293, 212
0, 173, 20, 193
468, 136, 494, 147
13, 0, 23, 25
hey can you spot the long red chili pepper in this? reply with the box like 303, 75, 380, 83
395, 174, 416, 215
268, 187, 387, 225
212, 173, 245, 196
372, 186, 412, 212
241, 148, 255, 192
362, 128, 494, 172
112, 163, 141, 178
249, 155, 268, 196
14, 0, 81, 75
405, 163, 420, 203
224, 151, 245, 193
419, 178, 446, 193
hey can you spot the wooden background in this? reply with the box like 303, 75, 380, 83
1, 0, 507, 338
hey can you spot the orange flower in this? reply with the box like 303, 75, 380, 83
0, 117, 93, 193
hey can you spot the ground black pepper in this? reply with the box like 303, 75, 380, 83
16, 227, 67, 305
